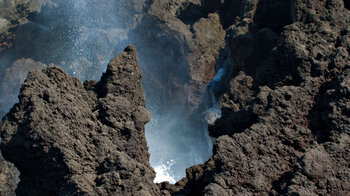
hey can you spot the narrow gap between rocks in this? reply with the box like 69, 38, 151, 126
0, 0, 215, 184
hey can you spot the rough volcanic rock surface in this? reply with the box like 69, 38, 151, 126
161, 0, 350, 195
0, 46, 160, 195
0, 151, 19, 196
0, 58, 46, 196
0, 58, 47, 117
0, 0, 349, 195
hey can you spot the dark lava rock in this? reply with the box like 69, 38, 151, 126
0, 58, 47, 117
161, 0, 350, 195
0, 58, 46, 196
0, 0, 349, 195
0, 151, 19, 196
1, 46, 160, 195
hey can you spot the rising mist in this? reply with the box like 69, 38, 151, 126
0, 0, 213, 183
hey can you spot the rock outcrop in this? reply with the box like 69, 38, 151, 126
0, 0, 349, 195
0, 151, 19, 196
0, 58, 47, 117
0, 58, 46, 195
161, 0, 350, 195
1, 46, 161, 195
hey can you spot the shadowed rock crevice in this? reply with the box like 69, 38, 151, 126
308, 67, 350, 143
344, 0, 350, 10
202, 0, 242, 29
160, 0, 350, 195
270, 170, 295, 195
0, 0, 349, 195
254, 0, 293, 34
177, 3, 207, 25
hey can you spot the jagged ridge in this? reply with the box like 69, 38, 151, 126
0, 0, 349, 195
1, 46, 161, 195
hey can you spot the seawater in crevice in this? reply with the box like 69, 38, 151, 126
0, 0, 213, 183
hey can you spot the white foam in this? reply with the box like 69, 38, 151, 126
153, 160, 176, 184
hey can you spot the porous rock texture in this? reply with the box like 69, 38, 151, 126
0, 58, 47, 117
0, 0, 349, 195
161, 0, 350, 195
0, 151, 19, 196
0, 58, 46, 195
1, 46, 161, 195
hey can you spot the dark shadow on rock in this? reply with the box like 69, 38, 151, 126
202, 0, 242, 29
254, 0, 293, 35
177, 3, 207, 25
344, 0, 350, 10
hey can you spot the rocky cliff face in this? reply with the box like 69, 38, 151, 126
0, 58, 46, 195
160, 0, 350, 195
1, 46, 161, 195
0, 58, 47, 117
0, 0, 349, 195
0, 152, 18, 196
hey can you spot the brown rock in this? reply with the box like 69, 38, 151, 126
1, 0, 349, 195
0, 46, 160, 195
0, 58, 47, 117
0, 151, 19, 196
0, 58, 46, 195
